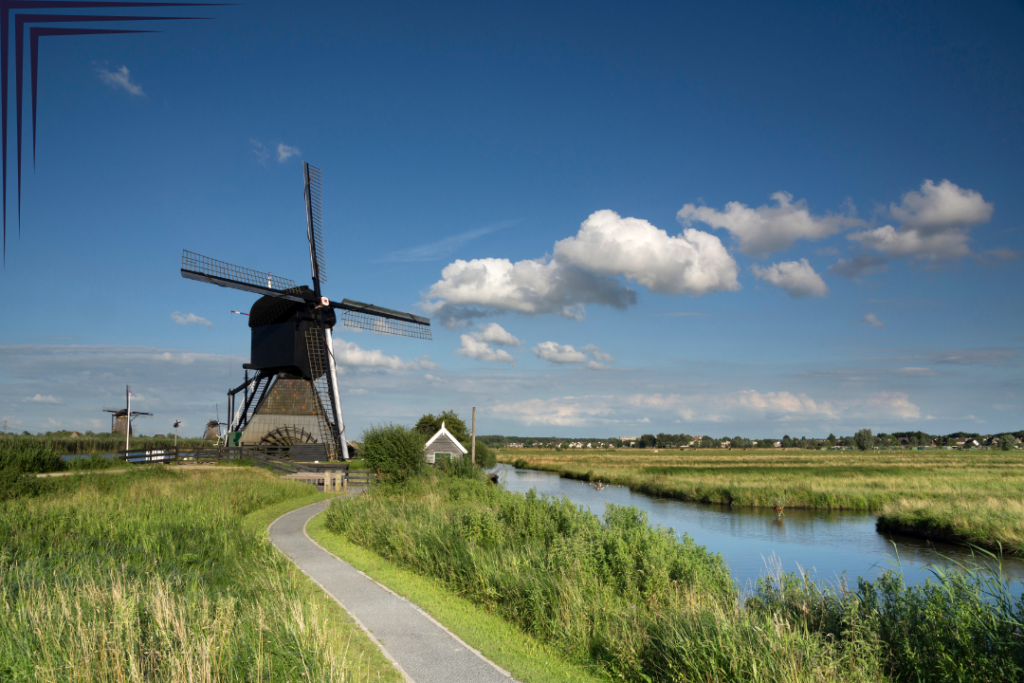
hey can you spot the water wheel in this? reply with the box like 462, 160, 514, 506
259, 426, 316, 447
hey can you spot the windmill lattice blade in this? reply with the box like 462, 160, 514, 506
304, 328, 339, 461
304, 163, 326, 284
181, 250, 304, 301
334, 299, 432, 340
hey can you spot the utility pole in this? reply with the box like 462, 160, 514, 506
173, 420, 181, 447
471, 406, 476, 465
125, 385, 131, 452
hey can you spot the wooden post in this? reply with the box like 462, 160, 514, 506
343, 474, 348, 494
471, 407, 476, 465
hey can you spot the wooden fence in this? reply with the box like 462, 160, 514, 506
115, 446, 368, 481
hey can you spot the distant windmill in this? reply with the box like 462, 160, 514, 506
180, 162, 431, 460
202, 406, 227, 443
202, 420, 223, 441
102, 386, 151, 450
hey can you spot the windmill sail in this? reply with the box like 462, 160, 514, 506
304, 162, 326, 288
304, 328, 339, 460
332, 299, 432, 340
181, 250, 303, 301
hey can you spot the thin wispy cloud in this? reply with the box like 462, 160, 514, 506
276, 143, 301, 162
251, 139, 269, 164
23, 394, 63, 404
863, 313, 885, 328
378, 221, 517, 262
96, 65, 144, 96
171, 312, 213, 328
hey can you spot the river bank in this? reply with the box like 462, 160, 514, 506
498, 448, 1024, 554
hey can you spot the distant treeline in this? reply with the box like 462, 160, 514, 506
484, 429, 1024, 450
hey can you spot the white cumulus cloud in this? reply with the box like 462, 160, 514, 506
457, 335, 516, 366
848, 180, 993, 262
889, 179, 993, 232
533, 341, 587, 364
171, 312, 213, 328
678, 192, 861, 257
333, 339, 436, 370
277, 144, 301, 162
424, 210, 738, 327
751, 259, 828, 298
553, 210, 739, 296
471, 323, 522, 347
97, 65, 144, 96
423, 256, 635, 327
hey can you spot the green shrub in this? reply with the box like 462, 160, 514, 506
473, 441, 496, 469
362, 423, 426, 482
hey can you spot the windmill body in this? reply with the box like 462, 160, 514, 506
180, 162, 431, 461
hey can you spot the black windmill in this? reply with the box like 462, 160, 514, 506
180, 162, 431, 460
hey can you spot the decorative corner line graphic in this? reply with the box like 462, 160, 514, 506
1, 1, 230, 264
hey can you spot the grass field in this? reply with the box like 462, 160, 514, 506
497, 448, 1024, 553
322, 471, 1023, 683
0, 466, 401, 683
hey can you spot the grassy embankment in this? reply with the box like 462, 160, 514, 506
0, 465, 402, 682
498, 448, 1024, 554
322, 471, 1023, 683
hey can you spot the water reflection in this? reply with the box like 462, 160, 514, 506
494, 465, 1024, 593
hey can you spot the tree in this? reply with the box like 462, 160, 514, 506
639, 434, 657, 449
826, 433, 837, 447
700, 435, 715, 449
781, 435, 793, 448
999, 433, 1016, 451
414, 410, 469, 443
362, 423, 426, 482
854, 428, 875, 451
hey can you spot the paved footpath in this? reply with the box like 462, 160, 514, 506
269, 500, 515, 683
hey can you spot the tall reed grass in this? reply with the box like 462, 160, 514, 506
324, 474, 886, 682
748, 550, 1024, 682
0, 467, 398, 682
0, 432, 208, 456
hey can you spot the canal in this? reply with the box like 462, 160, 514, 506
495, 464, 1024, 593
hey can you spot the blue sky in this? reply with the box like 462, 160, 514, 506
1, 0, 1022, 438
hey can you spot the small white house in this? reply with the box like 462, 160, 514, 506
423, 422, 468, 465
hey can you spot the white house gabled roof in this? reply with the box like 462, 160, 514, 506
423, 421, 469, 454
